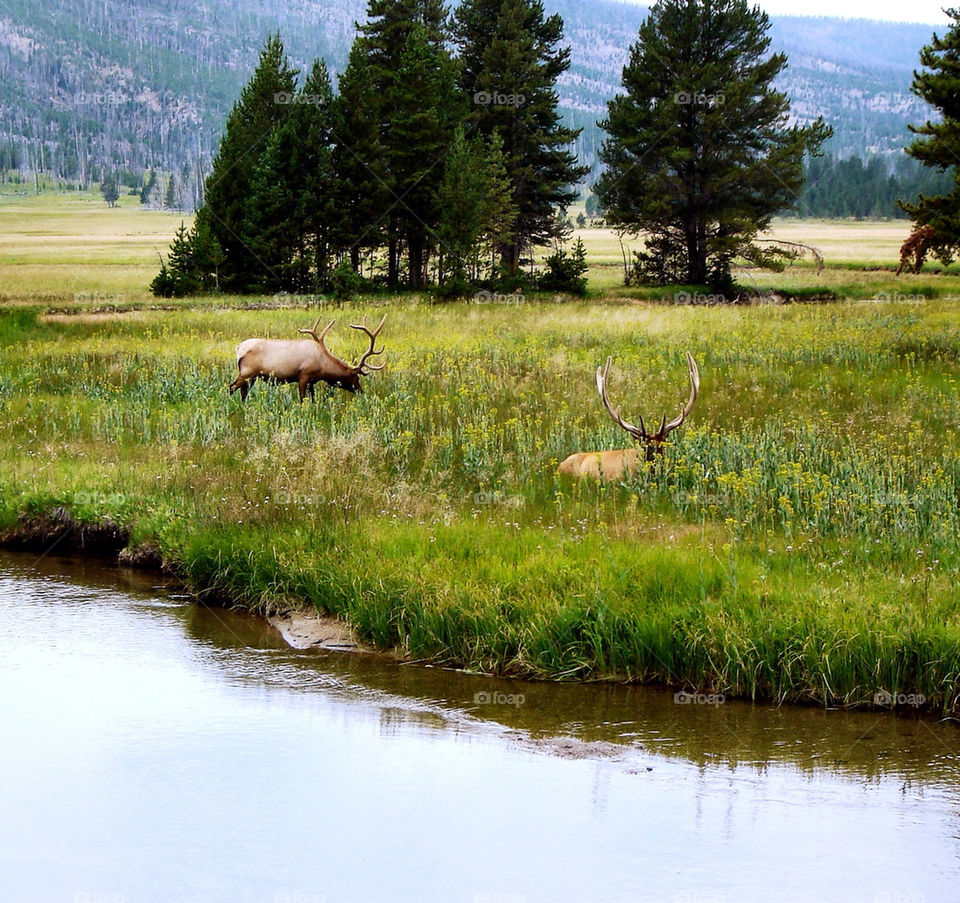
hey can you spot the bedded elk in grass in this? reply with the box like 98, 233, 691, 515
229, 315, 386, 401
558, 353, 700, 479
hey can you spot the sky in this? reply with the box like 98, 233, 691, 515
756, 0, 950, 23
623, 0, 952, 25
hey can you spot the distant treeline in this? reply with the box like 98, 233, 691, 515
790, 153, 953, 219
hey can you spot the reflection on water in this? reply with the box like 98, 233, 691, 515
1, 551, 958, 903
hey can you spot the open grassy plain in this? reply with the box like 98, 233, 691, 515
1, 191, 959, 712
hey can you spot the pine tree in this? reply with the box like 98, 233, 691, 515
140, 169, 157, 205
389, 22, 461, 288
190, 215, 224, 291
901, 10, 960, 262
163, 174, 177, 210
331, 43, 387, 274
479, 134, 519, 275
247, 60, 336, 292
595, 0, 830, 289
540, 236, 588, 295
359, 0, 448, 65
299, 61, 338, 290
435, 129, 517, 288
151, 222, 199, 297
100, 171, 119, 207
150, 257, 175, 298
200, 34, 298, 291
453, 0, 588, 275
167, 222, 198, 294
355, 0, 455, 288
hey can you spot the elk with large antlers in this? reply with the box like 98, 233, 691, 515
229, 315, 386, 401
558, 353, 700, 479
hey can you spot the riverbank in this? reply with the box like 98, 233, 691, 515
2, 295, 960, 714
3, 198, 960, 714
4, 547, 957, 903
0, 508, 372, 654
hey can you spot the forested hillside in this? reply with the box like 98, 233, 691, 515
0, 0, 946, 208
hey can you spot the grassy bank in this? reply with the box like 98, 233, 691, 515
1, 194, 959, 712
1, 298, 959, 712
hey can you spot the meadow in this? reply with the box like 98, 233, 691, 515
2, 189, 959, 713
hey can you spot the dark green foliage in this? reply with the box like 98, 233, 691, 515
596, 0, 830, 289
388, 22, 462, 289
355, 0, 460, 289
453, 0, 589, 273
140, 169, 157, 205
151, 223, 197, 297
435, 129, 517, 288
626, 237, 689, 288
151, 220, 223, 297
153, 10, 590, 295
794, 154, 952, 219
901, 10, 960, 264
100, 171, 119, 207
330, 43, 388, 274
329, 258, 369, 301
200, 34, 298, 291
189, 215, 225, 291
539, 237, 588, 295
163, 175, 177, 210
246, 60, 337, 293
149, 259, 176, 298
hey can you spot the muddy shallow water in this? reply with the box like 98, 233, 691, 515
1, 551, 958, 903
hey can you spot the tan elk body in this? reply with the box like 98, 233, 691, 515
229, 315, 386, 401
558, 352, 700, 479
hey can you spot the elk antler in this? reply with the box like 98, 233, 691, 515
298, 317, 335, 347
596, 352, 700, 445
349, 314, 387, 373
662, 352, 699, 437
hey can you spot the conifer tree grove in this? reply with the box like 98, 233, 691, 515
435, 129, 517, 286
331, 43, 388, 274
201, 34, 298, 291
453, 0, 588, 274
358, 0, 453, 287
389, 22, 462, 288
155, 11, 598, 296
247, 60, 336, 292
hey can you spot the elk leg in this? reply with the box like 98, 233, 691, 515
298, 374, 310, 402
229, 376, 249, 400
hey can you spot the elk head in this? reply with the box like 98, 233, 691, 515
557, 352, 700, 479
296, 314, 387, 394
597, 352, 700, 462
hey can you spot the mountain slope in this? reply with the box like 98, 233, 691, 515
0, 0, 945, 188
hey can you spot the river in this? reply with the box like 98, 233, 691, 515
0, 551, 957, 903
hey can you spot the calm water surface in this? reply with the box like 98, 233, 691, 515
0, 551, 958, 903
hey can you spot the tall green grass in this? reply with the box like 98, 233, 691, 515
1, 300, 959, 711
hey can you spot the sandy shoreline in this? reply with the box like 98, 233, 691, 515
266, 608, 368, 652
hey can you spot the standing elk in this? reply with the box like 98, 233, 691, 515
558, 353, 700, 479
229, 314, 386, 401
